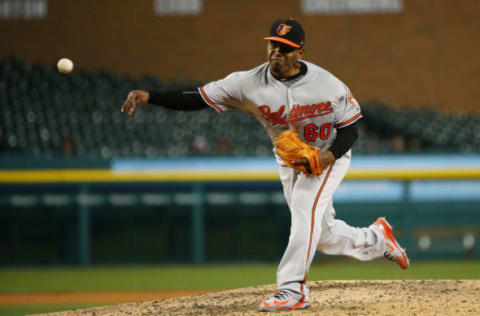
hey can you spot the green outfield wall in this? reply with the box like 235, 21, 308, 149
1, 156, 479, 266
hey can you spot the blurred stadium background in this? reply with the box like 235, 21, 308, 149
1, 0, 480, 269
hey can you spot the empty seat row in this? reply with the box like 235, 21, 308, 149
1, 56, 479, 159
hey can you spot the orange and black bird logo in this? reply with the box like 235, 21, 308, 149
276, 23, 292, 36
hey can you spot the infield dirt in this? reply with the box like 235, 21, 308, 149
32, 280, 479, 315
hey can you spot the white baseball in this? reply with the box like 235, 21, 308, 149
57, 58, 74, 74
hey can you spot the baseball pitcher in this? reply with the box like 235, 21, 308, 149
121, 18, 409, 312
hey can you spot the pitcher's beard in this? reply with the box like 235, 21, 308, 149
270, 61, 284, 74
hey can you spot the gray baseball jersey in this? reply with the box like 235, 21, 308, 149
199, 60, 362, 163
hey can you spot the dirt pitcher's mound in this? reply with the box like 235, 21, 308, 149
37, 280, 479, 316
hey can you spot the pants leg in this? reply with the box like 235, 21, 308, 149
316, 199, 385, 261
276, 151, 384, 299
276, 160, 342, 299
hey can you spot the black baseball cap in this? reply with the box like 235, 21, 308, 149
264, 18, 305, 48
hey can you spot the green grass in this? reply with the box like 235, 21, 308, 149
1, 260, 479, 315
1, 260, 479, 292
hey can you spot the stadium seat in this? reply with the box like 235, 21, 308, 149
1, 56, 478, 159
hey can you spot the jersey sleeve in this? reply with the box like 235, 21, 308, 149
334, 85, 362, 129
198, 72, 243, 113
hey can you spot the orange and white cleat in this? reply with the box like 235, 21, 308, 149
373, 217, 410, 270
259, 290, 310, 312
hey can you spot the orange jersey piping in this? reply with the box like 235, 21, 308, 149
199, 87, 224, 113
335, 113, 362, 128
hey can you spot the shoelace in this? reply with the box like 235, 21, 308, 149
384, 251, 396, 261
274, 291, 289, 300
384, 244, 407, 262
